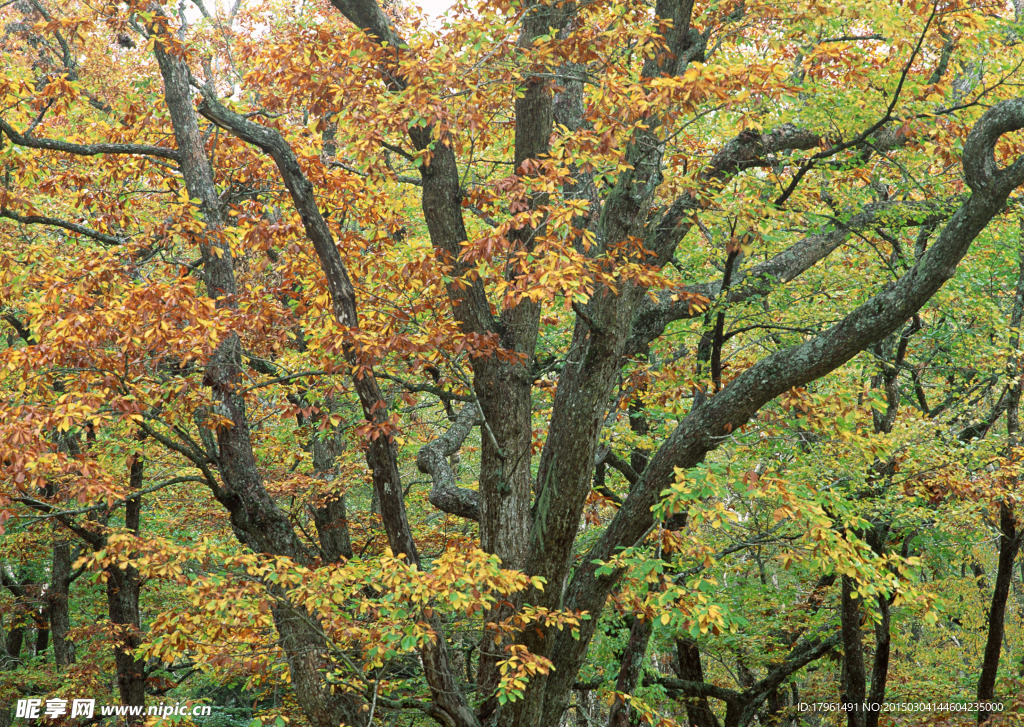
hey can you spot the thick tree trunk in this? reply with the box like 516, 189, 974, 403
270, 598, 365, 727
311, 497, 353, 563
468, 0, 568, 706
474, 368, 535, 702
0, 563, 29, 668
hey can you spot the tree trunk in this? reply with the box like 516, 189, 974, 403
840, 576, 867, 727
977, 502, 1021, 722
978, 224, 1024, 723
34, 626, 48, 658
311, 496, 353, 563
607, 616, 653, 727
106, 470, 145, 719
4, 627, 23, 666
49, 536, 75, 667
270, 597, 366, 727
864, 592, 891, 727
676, 638, 719, 727
310, 408, 354, 563
474, 368, 535, 704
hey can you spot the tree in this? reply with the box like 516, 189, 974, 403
3, 0, 1024, 725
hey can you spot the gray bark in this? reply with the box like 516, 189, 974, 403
417, 402, 482, 521
150, 22, 371, 727
48, 535, 75, 667
540, 97, 1024, 725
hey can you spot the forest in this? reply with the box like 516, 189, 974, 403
3, 0, 1024, 725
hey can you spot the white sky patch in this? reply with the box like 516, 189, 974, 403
414, 0, 456, 20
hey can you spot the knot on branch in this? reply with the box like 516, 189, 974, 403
963, 97, 1024, 196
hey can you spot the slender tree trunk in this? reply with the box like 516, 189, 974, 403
602, 380, 659, 727
4, 627, 23, 666
34, 626, 48, 657
49, 535, 75, 667
840, 576, 867, 727
676, 638, 719, 727
310, 406, 354, 562
107, 562, 144, 711
859, 525, 893, 727
864, 592, 891, 727
977, 502, 1021, 723
106, 467, 145, 719
978, 227, 1024, 723
607, 616, 653, 727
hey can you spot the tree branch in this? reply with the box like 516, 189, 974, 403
0, 208, 127, 245
627, 200, 948, 356
416, 403, 481, 521
0, 118, 181, 160
14, 476, 207, 522
548, 95, 1024, 705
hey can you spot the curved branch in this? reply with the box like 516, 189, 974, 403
599, 449, 639, 486
646, 123, 823, 264
14, 476, 206, 522
417, 403, 481, 521
645, 676, 741, 705
2, 314, 35, 344
0, 208, 127, 245
376, 371, 476, 404
772, 4, 938, 207
12, 496, 104, 547
0, 118, 181, 161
